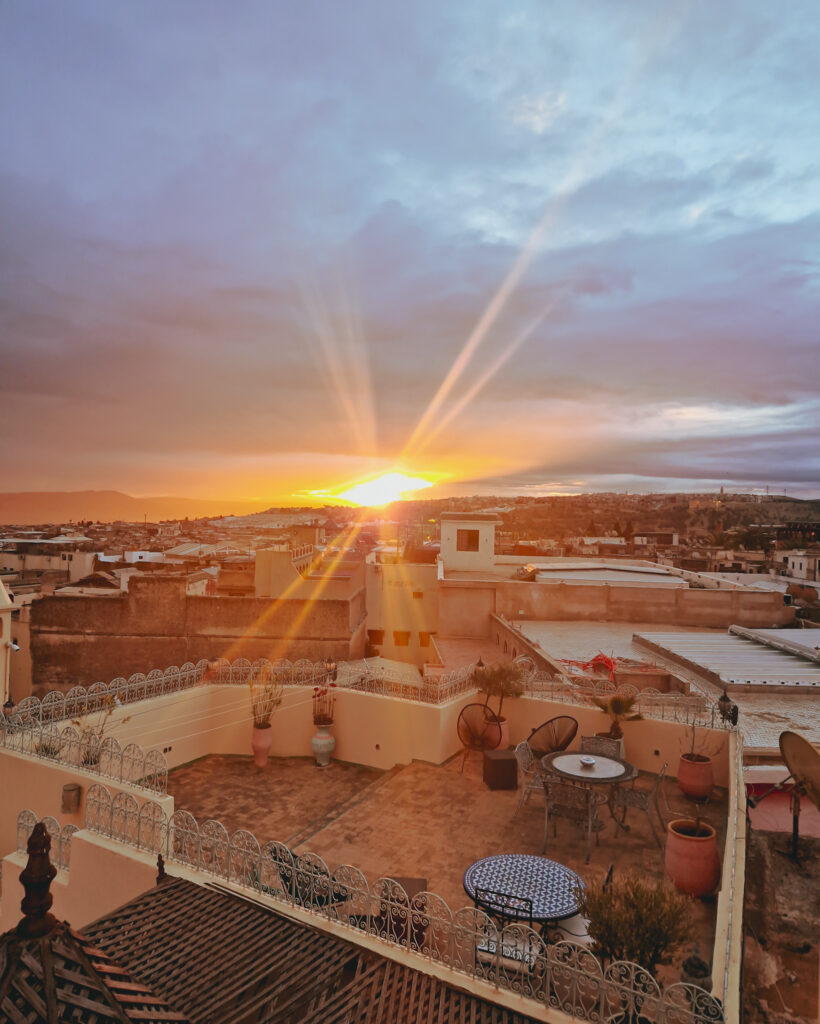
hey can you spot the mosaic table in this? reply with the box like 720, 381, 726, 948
463, 854, 584, 923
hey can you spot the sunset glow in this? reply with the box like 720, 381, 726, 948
1, 3, 818, 504
334, 472, 434, 507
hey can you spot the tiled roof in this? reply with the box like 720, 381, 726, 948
0, 823, 186, 1024
83, 878, 543, 1024
0, 919, 187, 1024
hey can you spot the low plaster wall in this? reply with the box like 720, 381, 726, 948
711, 730, 746, 1023
502, 696, 731, 788
74, 684, 730, 787
89, 684, 471, 773
0, 830, 157, 933
0, 747, 174, 863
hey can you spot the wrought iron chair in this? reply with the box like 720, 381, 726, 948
611, 762, 668, 847
513, 741, 564, 816
526, 716, 578, 759
456, 703, 502, 772
267, 846, 349, 908
542, 778, 606, 864
548, 865, 612, 947
580, 735, 622, 758
513, 742, 543, 816
474, 888, 539, 974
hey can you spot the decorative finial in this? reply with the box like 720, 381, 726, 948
16, 822, 58, 938
156, 852, 168, 884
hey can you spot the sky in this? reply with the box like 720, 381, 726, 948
1, 0, 818, 505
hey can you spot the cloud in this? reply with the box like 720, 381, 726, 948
0, 1, 818, 498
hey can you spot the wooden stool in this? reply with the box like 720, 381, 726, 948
483, 749, 518, 790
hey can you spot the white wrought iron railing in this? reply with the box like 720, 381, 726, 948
0, 718, 168, 794
5, 655, 733, 729
17, 810, 77, 870
24, 790, 725, 1024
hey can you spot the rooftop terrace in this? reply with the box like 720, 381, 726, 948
167, 752, 726, 990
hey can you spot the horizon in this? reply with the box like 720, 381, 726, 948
1, 3, 818, 502
1, 483, 819, 526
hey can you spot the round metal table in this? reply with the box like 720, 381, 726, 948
463, 853, 584, 923
546, 752, 636, 785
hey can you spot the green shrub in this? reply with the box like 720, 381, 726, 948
574, 872, 693, 974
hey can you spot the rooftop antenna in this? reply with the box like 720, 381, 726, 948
747, 730, 820, 864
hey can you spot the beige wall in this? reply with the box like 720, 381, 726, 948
0, 747, 174, 862
1, 831, 157, 932
439, 578, 792, 633
92, 684, 465, 773
438, 583, 496, 637
366, 561, 438, 666
440, 521, 496, 573
0, 588, 11, 703
0, 551, 95, 581
68, 682, 730, 787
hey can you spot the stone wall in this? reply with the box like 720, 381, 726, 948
30, 574, 366, 693
437, 577, 793, 639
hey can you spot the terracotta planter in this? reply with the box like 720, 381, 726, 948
251, 725, 272, 768
496, 718, 510, 750
677, 754, 713, 801
665, 819, 721, 898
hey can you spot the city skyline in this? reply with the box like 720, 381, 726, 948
1, 1, 819, 504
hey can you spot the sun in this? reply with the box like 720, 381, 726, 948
336, 472, 434, 507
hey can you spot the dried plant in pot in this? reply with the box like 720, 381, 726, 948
249, 673, 283, 769
311, 658, 338, 767
71, 693, 130, 768
677, 723, 723, 801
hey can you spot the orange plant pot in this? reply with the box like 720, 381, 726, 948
665, 819, 721, 897
677, 754, 713, 801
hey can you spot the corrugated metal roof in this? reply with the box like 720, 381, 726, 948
634, 630, 820, 692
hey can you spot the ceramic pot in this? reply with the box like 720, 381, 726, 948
496, 718, 510, 749
677, 754, 714, 801
251, 725, 272, 768
312, 723, 336, 767
665, 818, 721, 898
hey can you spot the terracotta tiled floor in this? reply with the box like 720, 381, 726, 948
167, 752, 725, 982
165, 755, 384, 844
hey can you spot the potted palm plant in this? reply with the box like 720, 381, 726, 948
591, 694, 642, 757
476, 661, 524, 749
249, 671, 283, 769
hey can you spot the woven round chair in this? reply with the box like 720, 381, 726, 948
527, 716, 578, 759
456, 703, 502, 772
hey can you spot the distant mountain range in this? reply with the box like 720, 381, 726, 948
0, 490, 273, 525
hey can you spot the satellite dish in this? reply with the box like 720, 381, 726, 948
779, 731, 820, 812
750, 731, 820, 863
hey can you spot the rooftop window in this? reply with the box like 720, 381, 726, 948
456, 529, 480, 552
